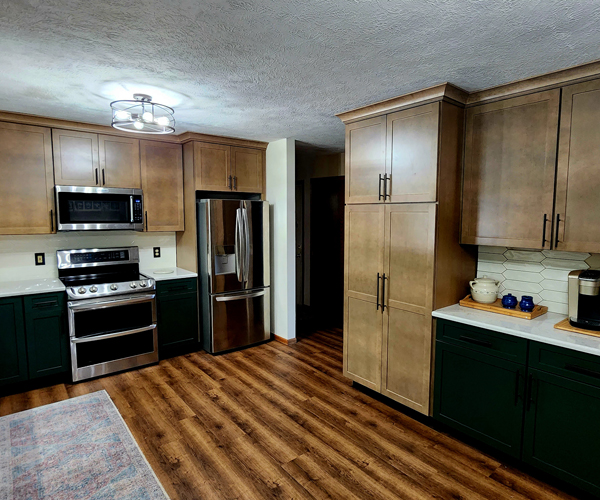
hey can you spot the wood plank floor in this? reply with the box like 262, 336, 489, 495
0, 328, 579, 499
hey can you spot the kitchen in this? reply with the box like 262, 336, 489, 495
2, 2, 600, 500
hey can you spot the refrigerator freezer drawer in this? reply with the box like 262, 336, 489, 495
207, 288, 270, 353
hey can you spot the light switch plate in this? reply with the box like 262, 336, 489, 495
153, 247, 161, 258
35, 253, 45, 266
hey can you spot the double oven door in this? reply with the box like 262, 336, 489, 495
68, 293, 158, 382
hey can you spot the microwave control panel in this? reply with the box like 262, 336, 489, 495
133, 197, 143, 223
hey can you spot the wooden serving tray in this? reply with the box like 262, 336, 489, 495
554, 318, 600, 338
459, 295, 548, 320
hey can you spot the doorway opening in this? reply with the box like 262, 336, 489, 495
295, 144, 345, 336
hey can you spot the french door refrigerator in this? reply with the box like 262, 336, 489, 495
197, 199, 270, 353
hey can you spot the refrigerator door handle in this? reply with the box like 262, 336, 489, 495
215, 290, 266, 301
235, 208, 243, 282
242, 207, 250, 283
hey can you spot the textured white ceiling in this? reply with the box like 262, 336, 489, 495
0, 0, 599, 149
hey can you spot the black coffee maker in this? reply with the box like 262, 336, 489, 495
568, 270, 600, 330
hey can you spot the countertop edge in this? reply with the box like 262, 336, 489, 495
141, 267, 198, 282
433, 307, 600, 358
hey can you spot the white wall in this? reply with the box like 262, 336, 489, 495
266, 138, 296, 340
0, 232, 177, 281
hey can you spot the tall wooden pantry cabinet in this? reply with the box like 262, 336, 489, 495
337, 85, 477, 415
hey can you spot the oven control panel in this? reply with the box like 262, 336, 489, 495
66, 278, 154, 300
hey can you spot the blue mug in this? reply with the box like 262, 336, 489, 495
501, 293, 518, 309
519, 295, 535, 313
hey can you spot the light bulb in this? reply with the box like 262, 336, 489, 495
142, 111, 154, 122
155, 116, 170, 126
133, 120, 144, 130
114, 110, 131, 121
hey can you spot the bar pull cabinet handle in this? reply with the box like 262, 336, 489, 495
384, 174, 390, 200
555, 214, 562, 247
542, 214, 549, 247
95, 168, 99, 185
102, 169, 106, 186
228, 175, 232, 190
376, 273, 381, 311
233, 176, 237, 191
378, 174, 384, 201
33, 300, 58, 309
145, 211, 148, 231
526, 373, 536, 411
514, 369, 522, 406
459, 335, 493, 348
50, 209, 54, 232
381, 273, 388, 311
565, 364, 600, 379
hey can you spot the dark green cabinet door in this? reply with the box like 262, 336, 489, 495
23, 293, 69, 379
433, 341, 526, 458
523, 368, 600, 497
0, 297, 27, 386
157, 287, 199, 359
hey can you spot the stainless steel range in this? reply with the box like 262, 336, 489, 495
57, 246, 158, 382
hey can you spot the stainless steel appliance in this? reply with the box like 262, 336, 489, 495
568, 269, 600, 330
57, 247, 158, 381
55, 186, 144, 231
197, 199, 270, 353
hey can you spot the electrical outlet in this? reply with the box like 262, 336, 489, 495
35, 253, 45, 266
153, 247, 161, 258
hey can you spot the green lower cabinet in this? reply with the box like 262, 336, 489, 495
434, 340, 526, 458
157, 280, 199, 359
523, 368, 600, 496
23, 293, 69, 379
0, 297, 28, 386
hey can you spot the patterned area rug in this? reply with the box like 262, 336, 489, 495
0, 390, 169, 500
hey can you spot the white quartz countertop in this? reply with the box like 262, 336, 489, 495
0, 278, 66, 298
433, 304, 600, 357
141, 267, 198, 281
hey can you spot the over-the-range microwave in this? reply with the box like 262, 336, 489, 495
55, 186, 144, 231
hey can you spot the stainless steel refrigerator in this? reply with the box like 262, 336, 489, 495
197, 199, 270, 353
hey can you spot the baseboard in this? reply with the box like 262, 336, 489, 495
273, 334, 297, 346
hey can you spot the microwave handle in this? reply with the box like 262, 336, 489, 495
130, 196, 134, 223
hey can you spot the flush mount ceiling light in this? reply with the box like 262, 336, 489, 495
110, 93, 175, 134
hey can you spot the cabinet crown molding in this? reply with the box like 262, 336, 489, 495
0, 110, 268, 150
336, 83, 468, 124
338, 59, 600, 124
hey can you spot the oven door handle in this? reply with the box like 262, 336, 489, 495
68, 293, 156, 311
72, 324, 157, 343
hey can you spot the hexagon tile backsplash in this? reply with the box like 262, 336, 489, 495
477, 246, 600, 315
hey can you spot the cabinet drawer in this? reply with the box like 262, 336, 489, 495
529, 342, 600, 388
157, 278, 197, 297
26, 292, 63, 312
436, 319, 528, 364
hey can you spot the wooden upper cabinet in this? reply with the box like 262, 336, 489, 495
140, 141, 184, 232
52, 129, 99, 186
554, 79, 600, 253
461, 90, 560, 249
386, 103, 440, 203
194, 142, 231, 191
0, 122, 55, 234
381, 203, 436, 414
231, 147, 263, 193
345, 116, 386, 204
344, 204, 385, 391
99, 135, 141, 188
